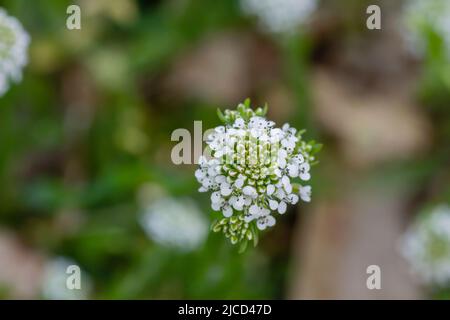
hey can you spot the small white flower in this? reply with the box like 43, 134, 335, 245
292, 154, 305, 165
243, 185, 257, 198
230, 195, 246, 211
287, 194, 299, 205
220, 183, 233, 196
277, 201, 287, 214
257, 212, 276, 230
299, 185, 311, 202
0, 9, 30, 96
268, 199, 279, 210
195, 168, 206, 180
211, 191, 222, 204
201, 177, 213, 189
235, 176, 245, 188
282, 123, 297, 135
281, 137, 297, 150
275, 186, 286, 200
198, 156, 208, 165
401, 205, 450, 287
215, 175, 226, 184
140, 197, 208, 251
266, 184, 275, 196
277, 156, 287, 169
249, 204, 261, 216
273, 168, 282, 177
282, 176, 292, 193
299, 162, 311, 181
287, 164, 299, 177
222, 204, 233, 218
278, 149, 288, 159
233, 118, 245, 128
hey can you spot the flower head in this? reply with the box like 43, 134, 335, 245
401, 204, 450, 287
196, 100, 321, 250
0, 8, 29, 96
140, 197, 208, 252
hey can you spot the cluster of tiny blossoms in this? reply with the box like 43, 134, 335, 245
195, 100, 320, 250
401, 205, 450, 287
0, 8, 30, 96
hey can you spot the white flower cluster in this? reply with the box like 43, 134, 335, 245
140, 197, 208, 252
196, 101, 319, 247
240, 0, 317, 34
401, 205, 450, 287
403, 0, 450, 59
0, 8, 30, 96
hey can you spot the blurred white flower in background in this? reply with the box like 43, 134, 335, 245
402, 0, 450, 58
41, 257, 91, 300
401, 205, 450, 287
140, 197, 208, 252
240, 0, 317, 34
0, 8, 30, 96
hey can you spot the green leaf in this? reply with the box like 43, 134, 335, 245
311, 143, 323, 154
238, 240, 248, 253
262, 103, 268, 116
251, 224, 259, 247
237, 104, 246, 117
217, 108, 227, 123
296, 129, 306, 138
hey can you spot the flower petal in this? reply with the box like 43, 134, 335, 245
235, 177, 245, 188
257, 219, 267, 230
222, 205, 233, 217
266, 215, 276, 227
249, 205, 260, 216
243, 186, 257, 198
220, 183, 232, 196
211, 191, 222, 204
266, 184, 275, 196
268, 199, 278, 210
278, 201, 287, 214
